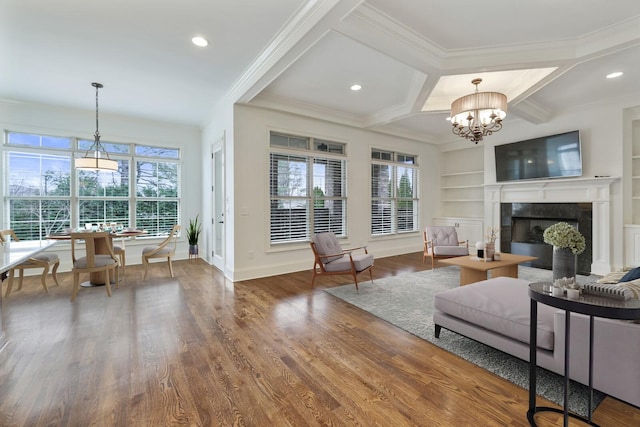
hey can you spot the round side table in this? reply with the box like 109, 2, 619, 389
527, 282, 640, 426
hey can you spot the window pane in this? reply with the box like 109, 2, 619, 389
270, 154, 308, 197
79, 200, 130, 227
135, 145, 180, 158
136, 161, 179, 197
79, 139, 130, 154
270, 132, 308, 149
371, 150, 392, 161
136, 201, 179, 236
397, 154, 416, 165
78, 160, 130, 197
270, 199, 309, 242
10, 199, 71, 240
313, 158, 344, 197
314, 139, 345, 154
8, 132, 72, 149
371, 200, 393, 235
8, 152, 71, 197
371, 164, 391, 198
314, 199, 344, 235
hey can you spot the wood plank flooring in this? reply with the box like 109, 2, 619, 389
0, 253, 638, 426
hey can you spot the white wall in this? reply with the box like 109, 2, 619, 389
0, 99, 203, 272
201, 102, 235, 278
228, 104, 440, 281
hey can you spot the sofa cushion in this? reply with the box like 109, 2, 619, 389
434, 277, 558, 350
323, 253, 374, 272
433, 246, 469, 256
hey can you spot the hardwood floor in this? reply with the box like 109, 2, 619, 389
0, 253, 638, 426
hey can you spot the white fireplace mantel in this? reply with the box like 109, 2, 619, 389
485, 176, 620, 275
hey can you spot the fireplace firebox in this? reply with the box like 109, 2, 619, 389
500, 203, 592, 275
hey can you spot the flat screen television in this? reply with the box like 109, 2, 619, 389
495, 130, 582, 182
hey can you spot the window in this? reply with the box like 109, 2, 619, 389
7, 151, 72, 239
269, 132, 346, 244
371, 149, 419, 236
3, 132, 181, 240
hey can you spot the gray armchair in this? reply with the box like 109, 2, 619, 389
310, 232, 374, 290
423, 226, 469, 269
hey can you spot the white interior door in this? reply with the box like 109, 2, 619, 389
211, 136, 225, 271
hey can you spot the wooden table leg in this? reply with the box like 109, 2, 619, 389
87, 236, 114, 286
490, 264, 519, 279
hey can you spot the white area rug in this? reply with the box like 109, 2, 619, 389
324, 265, 604, 417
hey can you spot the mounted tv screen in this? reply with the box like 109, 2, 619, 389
495, 130, 582, 182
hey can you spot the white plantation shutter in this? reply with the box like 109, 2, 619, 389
269, 132, 347, 244
371, 163, 393, 235
371, 151, 419, 236
312, 158, 345, 235
396, 165, 418, 233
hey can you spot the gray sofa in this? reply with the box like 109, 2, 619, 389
433, 276, 640, 407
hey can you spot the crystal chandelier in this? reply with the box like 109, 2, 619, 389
450, 78, 507, 144
75, 82, 119, 172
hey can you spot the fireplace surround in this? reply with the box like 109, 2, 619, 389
485, 176, 618, 275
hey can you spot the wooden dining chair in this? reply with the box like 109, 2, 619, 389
70, 231, 120, 301
0, 229, 60, 297
112, 243, 126, 274
142, 225, 181, 280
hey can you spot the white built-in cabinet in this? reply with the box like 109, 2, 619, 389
437, 145, 484, 244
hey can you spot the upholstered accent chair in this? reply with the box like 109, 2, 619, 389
142, 225, 180, 280
423, 226, 469, 269
0, 229, 60, 297
310, 232, 374, 290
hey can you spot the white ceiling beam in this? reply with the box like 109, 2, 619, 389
225, 0, 365, 106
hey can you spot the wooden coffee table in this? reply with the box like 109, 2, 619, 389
439, 253, 538, 285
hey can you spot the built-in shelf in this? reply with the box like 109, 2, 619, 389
441, 185, 483, 190
441, 170, 483, 177
440, 146, 484, 219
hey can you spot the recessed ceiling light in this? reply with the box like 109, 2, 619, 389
606, 71, 623, 79
192, 36, 209, 47
350, 84, 362, 91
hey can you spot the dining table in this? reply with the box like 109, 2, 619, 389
1, 239, 59, 347
47, 229, 147, 286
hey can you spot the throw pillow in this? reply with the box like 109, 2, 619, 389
619, 266, 640, 283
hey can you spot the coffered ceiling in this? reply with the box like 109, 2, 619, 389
2, 0, 640, 144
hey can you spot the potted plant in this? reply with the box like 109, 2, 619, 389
187, 215, 202, 258
543, 222, 585, 282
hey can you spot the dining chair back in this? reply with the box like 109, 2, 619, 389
70, 231, 120, 301
0, 229, 60, 297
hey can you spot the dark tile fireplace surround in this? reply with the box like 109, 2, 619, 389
500, 203, 593, 275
